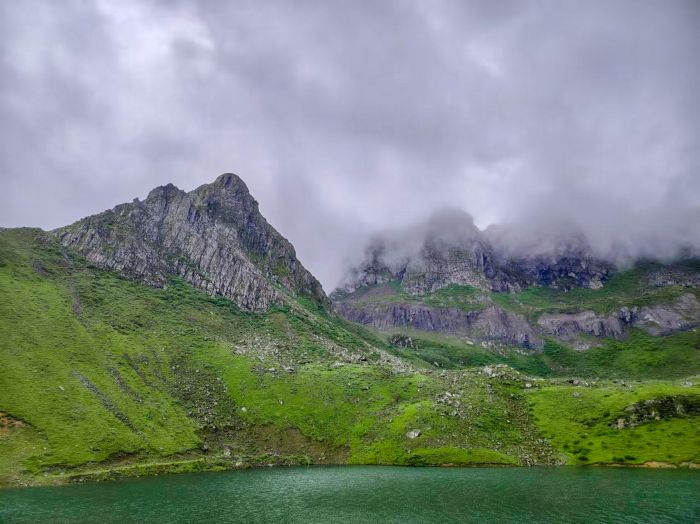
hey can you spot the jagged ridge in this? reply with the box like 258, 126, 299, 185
56, 174, 326, 312
332, 213, 700, 351
335, 211, 611, 296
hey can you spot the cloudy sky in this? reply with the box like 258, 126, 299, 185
1, 0, 698, 289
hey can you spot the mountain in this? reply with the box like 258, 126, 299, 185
332, 211, 700, 355
1, 176, 698, 487
56, 173, 325, 312
334, 210, 612, 296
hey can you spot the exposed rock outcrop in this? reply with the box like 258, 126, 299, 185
611, 395, 700, 429
536, 294, 700, 343
401, 239, 499, 294
332, 212, 700, 350
537, 310, 626, 340
333, 301, 542, 349
632, 294, 700, 336
338, 211, 612, 297
497, 254, 609, 292
389, 334, 416, 349
55, 174, 326, 312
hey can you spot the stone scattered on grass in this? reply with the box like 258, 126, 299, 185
406, 429, 422, 439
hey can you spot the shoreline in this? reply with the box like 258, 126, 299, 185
3, 458, 699, 489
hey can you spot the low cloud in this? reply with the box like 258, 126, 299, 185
1, 0, 698, 289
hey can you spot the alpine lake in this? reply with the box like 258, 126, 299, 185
1, 465, 698, 523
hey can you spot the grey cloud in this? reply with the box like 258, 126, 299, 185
1, 0, 698, 290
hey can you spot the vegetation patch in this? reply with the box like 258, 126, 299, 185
527, 380, 700, 465
0, 229, 698, 486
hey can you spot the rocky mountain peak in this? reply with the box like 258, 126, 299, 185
336, 211, 612, 297
213, 172, 246, 190
332, 214, 699, 354
146, 182, 184, 200
198, 173, 255, 203
56, 174, 326, 312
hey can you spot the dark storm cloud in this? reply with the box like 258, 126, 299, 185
1, 0, 698, 289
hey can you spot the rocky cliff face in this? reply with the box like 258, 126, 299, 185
537, 294, 700, 342
337, 214, 611, 297
56, 174, 326, 312
332, 214, 699, 351
334, 301, 542, 349
537, 310, 627, 341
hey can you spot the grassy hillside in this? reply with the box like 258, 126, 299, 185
383, 328, 700, 379
0, 229, 698, 486
529, 380, 700, 465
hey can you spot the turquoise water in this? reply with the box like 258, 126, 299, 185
1, 466, 698, 523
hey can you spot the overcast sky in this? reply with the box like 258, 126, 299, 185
1, 0, 698, 289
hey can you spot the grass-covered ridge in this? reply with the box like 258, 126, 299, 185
492, 261, 699, 318
528, 380, 700, 465
377, 325, 700, 380
0, 228, 698, 487
336, 259, 700, 378
335, 261, 699, 318
337, 259, 700, 318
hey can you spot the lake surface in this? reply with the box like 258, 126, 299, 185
1, 466, 698, 523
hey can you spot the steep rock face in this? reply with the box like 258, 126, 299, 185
471, 306, 543, 349
499, 254, 609, 291
56, 174, 326, 312
338, 215, 612, 297
632, 294, 700, 336
331, 214, 700, 350
535, 294, 700, 343
333, 301, 542, 349
537, 310, 626, 340
400, 240, 498, 294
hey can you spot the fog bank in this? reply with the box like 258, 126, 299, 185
1, 1, 698, 289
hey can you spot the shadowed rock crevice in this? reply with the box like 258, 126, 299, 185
73, 370, 139, 433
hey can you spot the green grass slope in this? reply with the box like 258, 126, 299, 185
0, 229, 698, 486
528, 380, 700, 466
383, 329, 700, 379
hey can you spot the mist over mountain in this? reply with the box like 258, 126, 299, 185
1, 177, 699, 487
338, 206, 700, 295
3, 0, 700, 508
1, 0, 698, 291
486, 205, 700, 267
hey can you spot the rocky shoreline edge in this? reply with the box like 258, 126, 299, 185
3, 457, 699, 489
